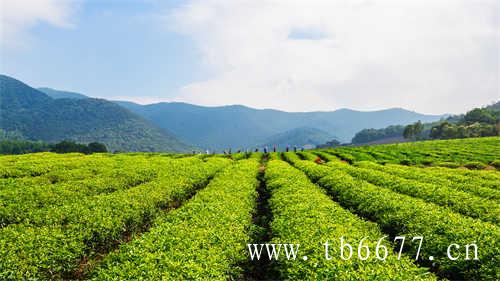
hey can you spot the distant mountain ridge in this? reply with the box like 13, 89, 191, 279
0, 75, 191, 152
38, 87, 89, 99
25, 82, 445, 150
115, 101, 445, 150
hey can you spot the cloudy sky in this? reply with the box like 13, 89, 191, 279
1, 0, 498, 114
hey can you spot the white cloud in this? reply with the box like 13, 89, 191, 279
169, 0, 499, 114
0, 0, 79, 49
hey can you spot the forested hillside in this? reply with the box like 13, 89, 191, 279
348, 102, 499, 145
428, 102, 499, 139
0, 75, 190, 152
116, 101, 443, 149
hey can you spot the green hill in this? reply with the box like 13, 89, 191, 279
38, 87, 89, 99
115, 101, 444, 150
0, 75, 190, 152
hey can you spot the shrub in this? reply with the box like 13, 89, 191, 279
399, 159, 412, 165
289, 159, 499, 280
463, 161, 487, 170
489, 160, 500, 170
436, 162, 461, 168
92, 160, 260, 280
265, 160, 436, 280
0, 156, 231, 279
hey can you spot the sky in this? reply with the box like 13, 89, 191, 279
0, 0, 498, 114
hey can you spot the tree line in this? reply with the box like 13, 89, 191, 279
404, 105, 499, 140
0, 140, 107, 155
348, 102, 499, 145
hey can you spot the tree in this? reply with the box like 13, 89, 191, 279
351, 125, 405, 144
403, 125, 413, 139
316, 139, 341, 148
51, 140, 87, 154
414, 121, 424, 137
430, 121, 498, 139
464, 108, 496, 125
403, 121, 423, 140
88, 142, 107, 153
0, 140, 50, 155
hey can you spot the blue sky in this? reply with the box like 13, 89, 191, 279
1, 0, 209, 103
1, 0, 498, 114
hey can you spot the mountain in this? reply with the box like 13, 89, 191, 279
347, 101, 499, 145
485, 101, 500, 110
16, 80, 446, 150
38, 87, 89, 99
116, 101, 445, 150
0, 75, 190, 152
258, 127, 334, 150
